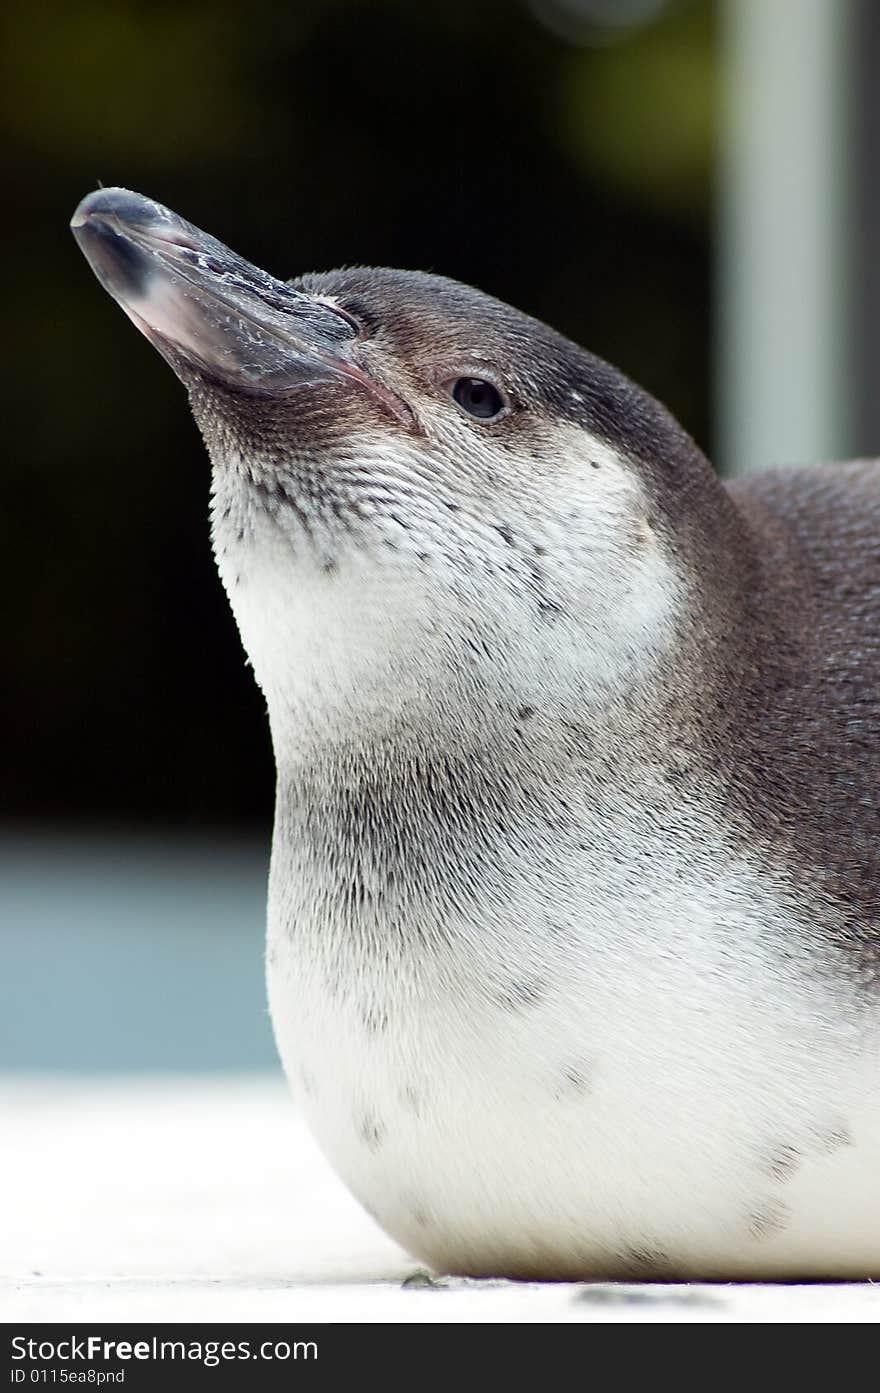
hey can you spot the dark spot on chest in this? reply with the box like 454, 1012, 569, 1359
497, 978, 546, 1011
361, 1003, 390, 1035
815, 1121, 853, 1156
765, 1144, 801, 1182
749, 1197, 791, 1240
399, 1083, 423, 1116
410, 1204, 432, 1229
619, 1245, 673, 1276
358, 1111, 386, 1152
554, 1061, 593, 1099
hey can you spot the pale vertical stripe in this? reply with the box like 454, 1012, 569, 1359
716, 0, 853, 474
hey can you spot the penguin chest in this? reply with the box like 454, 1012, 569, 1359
265, 824, 880, 1279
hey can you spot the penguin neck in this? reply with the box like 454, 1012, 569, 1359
254, 495, 766, 781
653, 471, 788, 769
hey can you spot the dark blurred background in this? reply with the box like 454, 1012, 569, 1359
3, 0, 875, 1067
6, 0, 716, 831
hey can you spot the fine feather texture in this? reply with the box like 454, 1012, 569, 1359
72, 196, 880, 1278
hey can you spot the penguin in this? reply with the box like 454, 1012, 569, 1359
72, 188, 880, 1280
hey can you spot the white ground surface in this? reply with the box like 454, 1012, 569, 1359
2, 1076, 877, 1324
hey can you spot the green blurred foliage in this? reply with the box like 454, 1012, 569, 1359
560, 1, 715, 213
2, 0, 715, 827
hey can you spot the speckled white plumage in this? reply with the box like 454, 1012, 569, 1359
70, 191, 880, 1279
211, 424, 880, 1280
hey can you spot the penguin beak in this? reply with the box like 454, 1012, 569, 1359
71, 188, 412, 425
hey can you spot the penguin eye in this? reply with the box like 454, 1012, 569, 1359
449, 377, 506, 421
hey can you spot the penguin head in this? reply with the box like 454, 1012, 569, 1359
73, 189, 723, 747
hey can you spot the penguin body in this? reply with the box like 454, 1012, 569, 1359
73, 191, 880, 1278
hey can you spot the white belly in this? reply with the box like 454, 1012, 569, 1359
266, 802, 880, 1280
